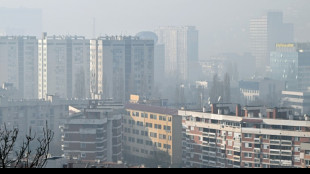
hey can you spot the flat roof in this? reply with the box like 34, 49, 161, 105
125, 103, 178, 116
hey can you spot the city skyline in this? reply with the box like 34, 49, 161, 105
1, 0, 310, 169
1, 0, 310, 59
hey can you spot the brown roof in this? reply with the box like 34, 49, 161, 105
242, 118, 263, 124
125, 103, 178, 116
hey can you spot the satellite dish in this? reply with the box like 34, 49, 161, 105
218, 96, 222, 103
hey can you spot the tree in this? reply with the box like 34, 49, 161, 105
0, 123, 54, 168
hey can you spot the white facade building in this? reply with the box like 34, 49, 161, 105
38, 33, 90, 100
90, 36, 154, 102
0, 36, 38, 99
156, 26, 198, 82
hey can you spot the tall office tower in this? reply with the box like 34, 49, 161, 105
0, 8, 42, 36
250, 12, 294, 75
38, 33, 90, 100
0, 36, 38, 99
90, 36, 154, 102
270, 43, 310, 91
155, 26, 199, 82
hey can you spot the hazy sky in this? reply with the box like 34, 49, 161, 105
1, 0, 310, 58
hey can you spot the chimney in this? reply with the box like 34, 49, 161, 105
236, 104, 241, 117
273, 108, 278, 119
42, 32, 47, 40
211, 104, 217, 114
244, 109, 248, 118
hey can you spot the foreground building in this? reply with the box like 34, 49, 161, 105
61, 100, 123, 163
123, 103, 182, 167
179, 103, 310, 168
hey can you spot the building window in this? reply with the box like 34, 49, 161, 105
244, 134, 252, 138
150, 114, 157, 120
159, 134, 167, 140
168, 117, 172, 122
159, 116, 167, 121
155, 124, 162, 130
150, 132, 157, 138
244, 163, 251, 168
164, 144, 171, 150
80, 143, 87, 149
146, 140, 153, 146
244, 153, 252, 158
164, 126, 171, 131
244, 143, 253, 148
146, 123, 153, 128
227, 150, 233, 156
137, 139, 144, 145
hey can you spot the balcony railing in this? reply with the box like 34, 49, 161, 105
270, 150, 281, 155
270, 140, 281, 145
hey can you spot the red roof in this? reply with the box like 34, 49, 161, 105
125, 103, 178, 116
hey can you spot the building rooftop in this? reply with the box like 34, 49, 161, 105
125, 103, 178, 116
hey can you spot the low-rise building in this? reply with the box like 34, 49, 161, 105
123, 103, 182, 167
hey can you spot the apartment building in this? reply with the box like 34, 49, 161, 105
179, 103, 310, 168
0, 36, 38, 99
38, 33, 90, 100
90, 36, 154, 102
61, 100, 123, 163
300, 142, 310, 168
123, 103, 182, 167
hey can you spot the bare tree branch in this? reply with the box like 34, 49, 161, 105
0, 122, 54, 168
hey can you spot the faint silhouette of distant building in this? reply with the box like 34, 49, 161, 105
0, 36, 38, 99
250, 12, 294, 75
0, 7, 42, 37
270, 43, 310, 91
155, 26, 199, 83
136, 31, 165, 86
